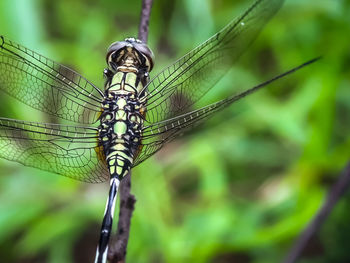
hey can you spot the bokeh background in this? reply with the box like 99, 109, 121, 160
0, 0, 349, 262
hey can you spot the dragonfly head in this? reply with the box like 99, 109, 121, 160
106, 38, 154, 72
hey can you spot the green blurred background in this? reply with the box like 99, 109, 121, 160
0, 0, 349, 262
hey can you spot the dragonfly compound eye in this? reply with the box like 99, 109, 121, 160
106, 39, 154, 72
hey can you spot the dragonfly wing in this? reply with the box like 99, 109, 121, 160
134, 86, 248, 166
143, 0, 284, 124
0, 118, 109, 182
0, 36, 104, 124
134, 99, 230, 167
134, 57, 320, 166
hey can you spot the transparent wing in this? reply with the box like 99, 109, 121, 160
134, 57, 319, 166
143, 0, 284, 124
0, 36, 104, 124
134, 87, 251, 166
0, 118, 109, 182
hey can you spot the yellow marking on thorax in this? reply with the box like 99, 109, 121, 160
117, 66, 138, 73
124, 73, 137, 92
109, 72, 124, 92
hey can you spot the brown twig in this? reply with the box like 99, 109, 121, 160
283, 162, 350, 263
108, 173, 136, 263
108, 0, 153, 262
138, 0, 153, 43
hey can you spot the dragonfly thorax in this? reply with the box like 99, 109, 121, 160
99, 96, 142, 142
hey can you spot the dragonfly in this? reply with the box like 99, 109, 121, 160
0, 0, 319, 262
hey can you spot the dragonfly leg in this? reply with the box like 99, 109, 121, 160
94, 177, 120, 263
